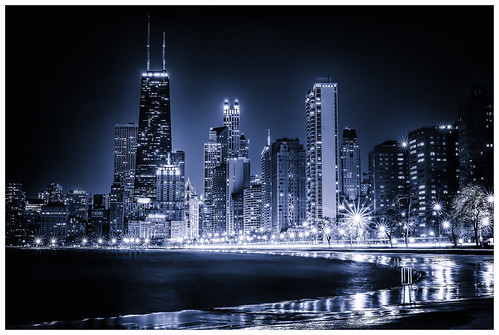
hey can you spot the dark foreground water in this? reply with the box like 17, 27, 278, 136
6, 248, 401, 328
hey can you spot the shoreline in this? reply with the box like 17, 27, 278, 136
6, 244, 494, 255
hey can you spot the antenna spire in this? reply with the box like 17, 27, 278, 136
267, 129, 271, 146
162, 32, 166, 72
146, 15, 151, 71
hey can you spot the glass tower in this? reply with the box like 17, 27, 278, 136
134, 25, 172, 202
305, 77, 339, 223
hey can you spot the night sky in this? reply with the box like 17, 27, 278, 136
6, 6, 493, 198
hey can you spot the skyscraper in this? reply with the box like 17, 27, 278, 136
203, 126, 228, 235
408, 125, 459, 232
340, 128, 361, 201
156, 156, 184, 223
260, 130, 271, 230
305, 77, 339, 223
368, 140, 409, 215
184, 178, 200, 240
114, 123, 137, 216
243, 176, 262, 232
223, 99, 240, 158
109, 179, 125, 235
226, 157, 250, 235
457, 86, 494, 189
268, 138, 306, 233
134, 20, 172, 202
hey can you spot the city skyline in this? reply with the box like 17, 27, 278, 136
6, 6, 493, 197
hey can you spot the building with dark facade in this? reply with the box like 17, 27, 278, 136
408, 125, 459, 234
261, 138, 306, 233
457, 86, 494, 189
368, 140, 409, 215
109, 179, 125, 235
114, 123, 137, 216
340, 128, 361, 201
134, 26, 173, 202
260, 130, 272, 230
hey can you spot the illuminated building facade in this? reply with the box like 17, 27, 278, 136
243, 176, 262, 232
226, 157, 251, 235
264, 138, 306, 233
408, 125, 458, 231
368, 140, 409, 214
457, 86, 494, 189
223, 99, 240, 158
305, 77, 339, 223
340, 128, 361, 201
134, 25, 172, 202
114, 123, 137, 216
260, 130, 271, 230
109, 179, 125, 235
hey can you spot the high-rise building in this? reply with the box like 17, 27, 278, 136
134, 22, 173, 202
305, 77, 339, 223
239, 134, 249, 158
67, 189, 89, 222
6, 182, 25, 225
156, 158, 184, 223
203, 100, 249, 236
260, 130, 272, 230
40, 203, 69, 241
203, 126, 229, 235
243, 176, 262, 232
408, 125, 459, 232
46, 183, 63, 204
223, 99, 240, 158
368, 140, 409, 215
268, 138, 306, 233
457, 86, 494, 189
226, 157, 250, 235
114, 123, 137, 215
109, 179, 125, 235
6, 183, 27, 245
184, 178, 200, 240
340, 128, 361, 201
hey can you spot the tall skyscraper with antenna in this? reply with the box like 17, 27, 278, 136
134, 18, 173, 203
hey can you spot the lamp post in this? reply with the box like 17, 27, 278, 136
433, 203, 442, 246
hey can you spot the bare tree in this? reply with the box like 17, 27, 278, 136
451, 184, 493, 247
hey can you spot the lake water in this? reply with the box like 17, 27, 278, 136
6, 247, 402, 328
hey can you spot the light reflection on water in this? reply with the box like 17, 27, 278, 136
18, 249, 493, 330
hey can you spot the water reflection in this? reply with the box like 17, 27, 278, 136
14, 249, 493, 330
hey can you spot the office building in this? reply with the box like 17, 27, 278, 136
109, 179, 125, 235
243, 176, 262, 232
340, 128, 361, 201
457, 86, 494, 189
226, 157, 250, 235
275, 139, 306, 232
156, 155, 184, 223
408, 125, 459, 232
134, 24, 173, 202
223, 99, 240, 158
260, 130, 272, 230
305, 77, 339, 223
368, 140, 409, 215
185, 178, 200, 240
40, 203, 69, 240
114, 123, 137, 215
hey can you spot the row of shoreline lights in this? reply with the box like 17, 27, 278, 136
31, 194, 492, 247
33, 237, 151, 246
